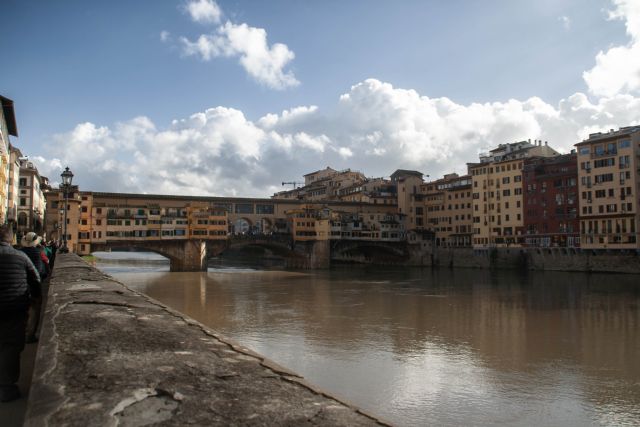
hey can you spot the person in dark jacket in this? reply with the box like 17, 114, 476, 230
0, 224, 41, 402
19, 232, 47, 344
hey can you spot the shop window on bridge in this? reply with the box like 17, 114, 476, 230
256, 204, 274, 214
192, 230, 207, 236
162, 230, 174, 236
235, 203, 254, 214
175, 229, 186, 236
147, 230, 160, 237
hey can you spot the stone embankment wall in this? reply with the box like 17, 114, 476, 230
24, 254, 387, 426
332, 242, 640, 274
412, 245, 640, 273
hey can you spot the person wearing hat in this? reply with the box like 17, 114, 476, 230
0, 224, 41, 402
20, 232, 47, 280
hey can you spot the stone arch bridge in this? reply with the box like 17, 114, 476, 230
91, 235, 334, 271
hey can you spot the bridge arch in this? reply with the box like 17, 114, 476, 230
232, 218, 252, 235
91, 239, 207, 271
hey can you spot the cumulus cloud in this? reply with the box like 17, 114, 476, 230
583, 0, 640, 97
184, 0, 221, 24
176, 1, 298, 89
32, 77, 640, 198
559, 16, 571, 31
31, 0, 640, 197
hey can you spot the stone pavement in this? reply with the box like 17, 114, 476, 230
23, 254, 389, 426
0, 339, 38, 426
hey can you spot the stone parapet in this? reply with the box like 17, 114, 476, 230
24, 254, 387, 426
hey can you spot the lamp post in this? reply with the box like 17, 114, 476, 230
59, 166, 74, 253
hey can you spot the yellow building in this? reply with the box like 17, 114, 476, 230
1, 96, 18, 224
470, 140, 559, 248
287, 205, 330, 241
390, 169, 425, 232
187, 203, 228, 240
422, 173, 473, 247
575, 126, 640, 249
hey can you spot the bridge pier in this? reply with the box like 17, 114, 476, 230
169, 240, 207, 272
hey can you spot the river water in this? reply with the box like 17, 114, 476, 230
94, 252, 640, 426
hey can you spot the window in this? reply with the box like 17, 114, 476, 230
595, 173, 614, 183
619, 139, 631, 148
235, 203, 254, 214
579, 147, 590, 155
19, 178, 27, 187
256, 204, 274, 214
594, 158, 615, 168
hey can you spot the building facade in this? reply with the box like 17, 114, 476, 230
1, 95, 18, 224
522, 153, 580, 247
576, 126, 640, 250
470, 140, 560, 248
44, 190, 398, 254
422, 173, 473, 247
16, 158, 47, 237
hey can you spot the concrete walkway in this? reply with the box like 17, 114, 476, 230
0, 339, 38, 426
23, 254, 388, 426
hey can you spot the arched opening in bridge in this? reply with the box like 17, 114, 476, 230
210, 237, 295, 270
233, 218, 252, 235
90, 249, 170, 272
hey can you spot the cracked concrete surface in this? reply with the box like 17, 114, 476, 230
23, 255, 388, 426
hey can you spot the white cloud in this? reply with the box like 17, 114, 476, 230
180, 22, 299, 89
184, 0, 221, 24
175, 0, 299, 89
160, 30, 171, 42
583, 0, 640, 97
559, 16, 571, 31
32, 0, 640, 197
33, 76, 640, 198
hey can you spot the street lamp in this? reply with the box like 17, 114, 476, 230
59, 166, 74, 253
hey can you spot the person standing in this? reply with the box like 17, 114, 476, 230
19, 233, 48, 344
20, 232, 48, 281
0, 225, 41, 402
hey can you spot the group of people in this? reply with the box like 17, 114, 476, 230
0, 226, 58, 403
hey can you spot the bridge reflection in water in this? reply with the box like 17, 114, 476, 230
96, 256, 640, 427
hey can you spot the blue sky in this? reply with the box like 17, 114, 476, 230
2, 0, 639, 196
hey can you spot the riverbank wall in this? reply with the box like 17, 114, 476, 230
23, 254, 387, 426
420, 246, 640, 273
334, 243, 640, 274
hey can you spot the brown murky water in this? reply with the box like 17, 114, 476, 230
95, 253, 640, 426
